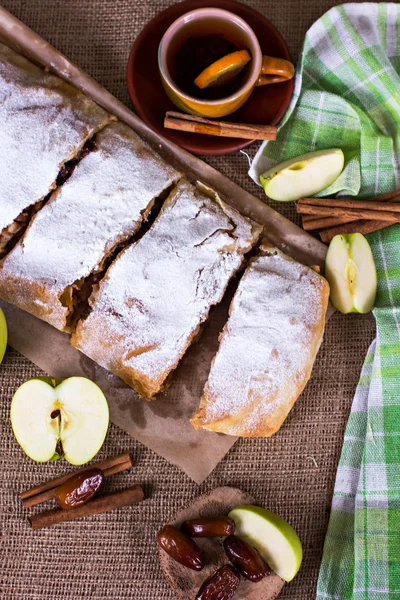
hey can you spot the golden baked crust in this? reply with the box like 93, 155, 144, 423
0, 121, 180, 331
72, 179, 262, 398
0, 42, 112, 240
191, 244, 330, 437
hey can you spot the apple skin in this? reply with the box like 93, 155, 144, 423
325, 233, 377, 314
228, 505, 303, 582
0, 308, 7, 363
260, 148, 344, 202
10, 376, 109, 465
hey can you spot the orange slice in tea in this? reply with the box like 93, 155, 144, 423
194, 49, 251, 89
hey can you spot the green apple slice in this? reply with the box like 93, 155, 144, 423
325, 233, 377, 314
0, 308, 7, 363
260, 148, 344, 202
10, 376, 109, 465
228, 505, 303, 582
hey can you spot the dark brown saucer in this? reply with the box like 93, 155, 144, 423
127, 0, 294, 156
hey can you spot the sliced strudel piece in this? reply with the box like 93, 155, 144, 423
0, 42, 112, 255
191, 244, 330, 437
72, 179, 262, 398
0, 121, 180, 331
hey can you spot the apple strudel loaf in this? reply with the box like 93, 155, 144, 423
0, 42, 112, 257
72, 178, 262, 398
0, 121, 180, 331
191, 244, 329, 437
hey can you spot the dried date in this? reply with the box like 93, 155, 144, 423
196, 565, 240, 600
157, 525, 204, 571
54, 468, 104, 510
223, 535, 270, 582
182, 516, 235, 538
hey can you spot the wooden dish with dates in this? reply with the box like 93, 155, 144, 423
158, 486, 285, 600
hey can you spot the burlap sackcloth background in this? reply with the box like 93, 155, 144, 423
0, 1, 372, 599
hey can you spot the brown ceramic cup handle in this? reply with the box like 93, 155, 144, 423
256, 56, 295, 85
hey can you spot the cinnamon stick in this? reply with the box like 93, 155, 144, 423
298, 197, 400, 213
23, 488, 60, 509
320, 220, 390, 243
299, 189, 400, 204
302, 214, 321, 223
22, 459, 132, 509
29, 485, 144, 530
21, 453, 132, 506
370, 189, 400, 202
164, 111, 277, 140
299, 189, 400, 236
302, 215, 356, 230
297, 204, 400, 222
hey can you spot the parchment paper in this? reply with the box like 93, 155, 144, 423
1, 292, 237, 484
0, 7, 329, 484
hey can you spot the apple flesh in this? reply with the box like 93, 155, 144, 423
228, 505, 303, 582
325, 233, 377, 314
260, 148, 344, 202
10, 376, 109, 465
0, 308, 7, 363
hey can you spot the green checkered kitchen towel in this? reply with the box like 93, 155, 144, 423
250, 3, 400, 599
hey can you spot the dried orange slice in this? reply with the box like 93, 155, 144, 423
194, 49, 251, 89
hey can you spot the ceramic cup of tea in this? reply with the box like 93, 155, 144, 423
158, 7, 294, 119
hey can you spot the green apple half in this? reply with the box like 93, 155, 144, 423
325, 233, 377, 314
10, 376, 109, 465
260, 148, 344, 202
0, 308, 7, 363
228, 505, 303, 582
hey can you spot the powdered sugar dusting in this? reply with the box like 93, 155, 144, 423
73, 179, 261, 397
194, 245, 329, 436
0, 42, 110, 232
0, 121, 180, 329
